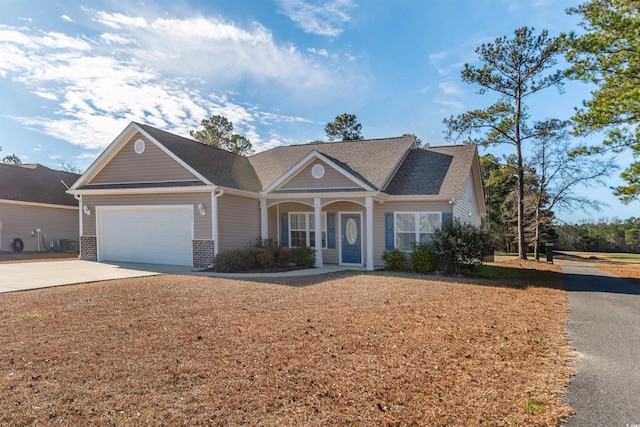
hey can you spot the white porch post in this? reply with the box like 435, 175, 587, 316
260, 198, 268, 240
314, 197, 323, 268
365, 196, 374, 271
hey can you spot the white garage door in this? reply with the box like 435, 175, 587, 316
97, 205, 194, 266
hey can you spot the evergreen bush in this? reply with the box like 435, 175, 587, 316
382, 248, 405, 271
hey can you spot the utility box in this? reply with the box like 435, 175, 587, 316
545, 243, 554, 263
61, 239, 77, 252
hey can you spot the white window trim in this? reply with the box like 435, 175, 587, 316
394, 211, 442, 252
288, 212, 327, 249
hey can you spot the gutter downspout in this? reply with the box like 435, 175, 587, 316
73, 193, 82, 259
211, 188, 224, 257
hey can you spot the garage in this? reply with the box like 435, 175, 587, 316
96, 205, 194, 266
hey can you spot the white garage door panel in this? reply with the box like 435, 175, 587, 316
98, 206, 193, 266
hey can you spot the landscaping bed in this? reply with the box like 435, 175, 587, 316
0, 265, 572, 425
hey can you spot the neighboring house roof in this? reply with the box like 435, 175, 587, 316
135, 123, 263, 192
0, 164, 80, 206
385, 145, 478, 196
248, 136, 415, 191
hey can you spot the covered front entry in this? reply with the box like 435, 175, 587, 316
96, 205, 194, 266
262, 197, 374, 270
340, 212, 362, 265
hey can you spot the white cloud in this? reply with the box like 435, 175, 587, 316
0, 9, 351, 151
94, 11, 148, 29
61, 15, 74, 23
428, 35, 493, 77
277, 0, 355, 37
307, 47, 329, 57
34, 91, 58, 100
99, 33, 135, 45
438, 81, 465, 97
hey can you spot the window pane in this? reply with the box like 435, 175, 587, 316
291, 231, 306, 247
322, 231, 327, 248
309, 213, 315, 227
420, 213, 440, 233
395, 213, 415, 232
310, 231, 315, 247
419, 233, 433, 244
290, 213, 306, 230
397, 232, 416, 251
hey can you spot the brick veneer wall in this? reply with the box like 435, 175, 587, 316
80, 236, 97, 261
193, 240, 214, 268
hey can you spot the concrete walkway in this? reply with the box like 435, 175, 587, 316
0, 260, 363, 293
559, 260, 640, 426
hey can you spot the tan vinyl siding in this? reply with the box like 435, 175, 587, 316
82, 192, 212, 239
280, 160, 363, 191
453, 176, 481, 227
373, 200, 452, 267
89, 133, 198, 185
218, 194, 260, 252
0, 202, 78, 252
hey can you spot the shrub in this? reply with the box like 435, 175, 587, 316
382, 248, 405, 271
256, 251, 275, 269
253, 238, 280, 256
410, 244, 436, 273
276, 248, 293, 267
432, 219, 490, 275
213, 248, 255, 273
290, 244, 316, 268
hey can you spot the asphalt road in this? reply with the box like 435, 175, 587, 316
560, 261, 640, 426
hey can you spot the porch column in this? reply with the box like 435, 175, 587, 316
260, 198, 268, 240
314, 197, 323, 268
365, 196, 374, 271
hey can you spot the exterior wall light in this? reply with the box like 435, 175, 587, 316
83, 204, 91, 215
197, 203, 206, 216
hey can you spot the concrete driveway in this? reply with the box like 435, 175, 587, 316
0, 260, 194, 293
559, 260, 640, 426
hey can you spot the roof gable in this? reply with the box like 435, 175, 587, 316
249, 136, 415, 191
266, 152, 374, 194
0, 164, 80, 206
86, 131, 201, 186
71, 122, 263, 192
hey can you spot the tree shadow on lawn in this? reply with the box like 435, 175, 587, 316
217, 264, 569, 291
211, 258, 640, 295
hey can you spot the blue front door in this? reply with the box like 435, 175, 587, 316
341, 213, 362, 264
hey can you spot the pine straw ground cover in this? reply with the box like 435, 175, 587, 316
597, 262, 640, 286
0, 264, 573, 426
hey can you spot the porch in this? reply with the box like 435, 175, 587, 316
260, 196, 376, 271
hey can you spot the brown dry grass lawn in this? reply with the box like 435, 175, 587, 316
597, 262, 640, 286
0, 264, 572, 426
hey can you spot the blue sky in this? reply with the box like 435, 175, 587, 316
0, 0, 636, 223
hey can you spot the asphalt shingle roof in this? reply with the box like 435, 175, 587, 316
0, 164, 80, 206
248, 136, 414, 191
135, 123, 263, 192
384, 145, 478, 196
117, 123, 476, 198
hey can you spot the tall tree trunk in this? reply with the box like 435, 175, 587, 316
534, 206, 541, 261
515, 87, 527, 260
